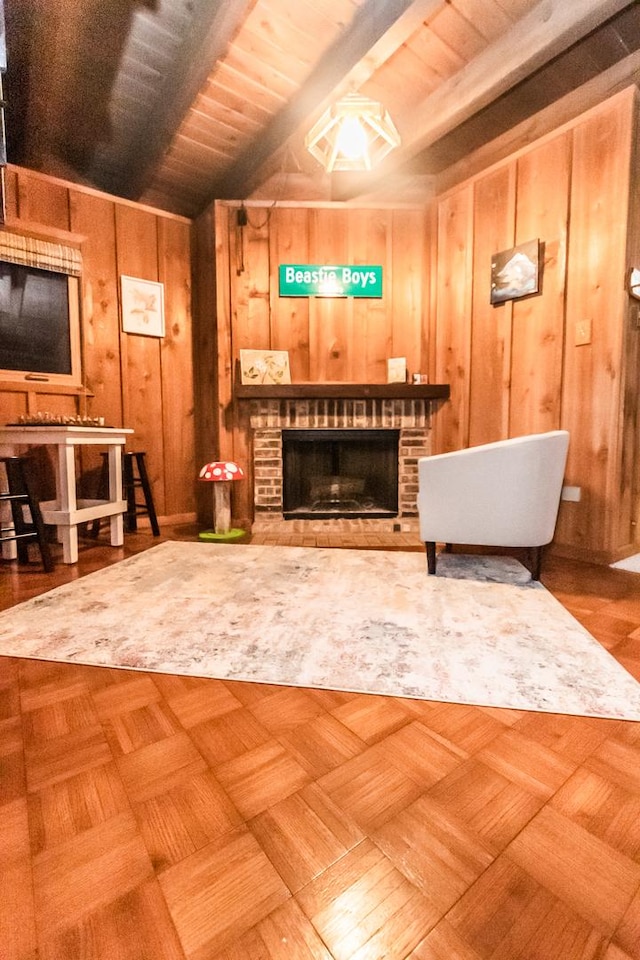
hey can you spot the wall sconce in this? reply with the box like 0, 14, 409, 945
305, 93, 400, 173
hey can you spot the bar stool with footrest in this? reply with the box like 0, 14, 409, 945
90, 451, 160, 537
0, 456, 54, 572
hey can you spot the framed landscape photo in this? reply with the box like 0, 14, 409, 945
490, 239, 540, 305
120, 276, 165, 337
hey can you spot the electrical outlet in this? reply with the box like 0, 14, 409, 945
575, 319, 591, 345
561, 485, 582, 502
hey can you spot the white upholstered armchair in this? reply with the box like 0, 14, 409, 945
417, 430, 569, 579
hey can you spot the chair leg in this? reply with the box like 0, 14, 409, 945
8, 497, 30, 563
425, 541, 437, 574
133, 453, 160, 536
20, 463, 54, 573
90, 451, 160, 538
4, 458, 54, 573
530, 545, 543, 581
123, 453, 137, 532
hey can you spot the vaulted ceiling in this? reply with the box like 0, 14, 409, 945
5, 0, 640, 218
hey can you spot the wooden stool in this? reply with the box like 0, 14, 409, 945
123, 451, 160, 535
90, 451, 160, 537
0, 456, 54, 572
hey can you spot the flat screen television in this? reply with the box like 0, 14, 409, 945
0, 260, 82, 386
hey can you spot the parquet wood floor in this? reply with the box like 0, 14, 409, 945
1, 526, 640, 960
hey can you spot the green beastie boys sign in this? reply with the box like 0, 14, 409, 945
279, 264, 383, 298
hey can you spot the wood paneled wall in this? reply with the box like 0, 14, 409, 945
433, 87, 640, 562
8, 91, 634, 560
0, 166, 196, 522
200, 202, 430, 526
201, 88, 640, 562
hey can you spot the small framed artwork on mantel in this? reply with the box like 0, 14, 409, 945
121, 276, 165, 337
240, 349, 291, 385
387, 357, 407, 383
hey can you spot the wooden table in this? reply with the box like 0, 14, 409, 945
0, 425, 133, 564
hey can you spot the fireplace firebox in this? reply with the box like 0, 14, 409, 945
282, 428, 399, 519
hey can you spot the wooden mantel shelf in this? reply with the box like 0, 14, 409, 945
234, 382, 450, 400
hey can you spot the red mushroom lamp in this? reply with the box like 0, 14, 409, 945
198, 460, 245, 541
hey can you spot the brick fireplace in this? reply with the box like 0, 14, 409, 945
238, 386, 448, 535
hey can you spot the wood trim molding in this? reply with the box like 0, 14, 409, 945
234, 382, 450, 400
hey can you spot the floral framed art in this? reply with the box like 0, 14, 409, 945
239, 349, 291, 385
120, 275, 165, 337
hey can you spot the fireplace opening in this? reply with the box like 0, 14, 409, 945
282, 428, 400, 519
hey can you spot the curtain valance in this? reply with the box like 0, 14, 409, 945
0, 231, 82, 276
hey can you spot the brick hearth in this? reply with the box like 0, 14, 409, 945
246, 398, 435, 534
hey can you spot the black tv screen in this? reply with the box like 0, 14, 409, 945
0, 261, 72, 375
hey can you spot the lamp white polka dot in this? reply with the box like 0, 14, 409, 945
198, 460, 245, 541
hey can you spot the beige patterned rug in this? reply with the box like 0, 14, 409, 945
1, 541, 639, 720
611, 552, 640, 572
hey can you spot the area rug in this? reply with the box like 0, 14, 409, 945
1, 541, 640, 720
611, 553, 640, 573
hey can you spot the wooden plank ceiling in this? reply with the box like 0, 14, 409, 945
5, 0, 640, 218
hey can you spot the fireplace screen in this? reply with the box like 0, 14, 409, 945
282, 428, 400, 519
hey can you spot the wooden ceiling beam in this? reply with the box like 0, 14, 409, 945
214, 0, 422, 201
6, 0, 159, 177
211, 0, 445, 206
331, 0, 445, 95
435, 51, 640, 195
121, 0, 256, 200
398, 0, 638, 159
339, 0, 638, 199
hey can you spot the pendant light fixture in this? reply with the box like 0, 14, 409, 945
305, 93, 400, 173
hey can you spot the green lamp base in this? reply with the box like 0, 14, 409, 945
198, 528, 246, 542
